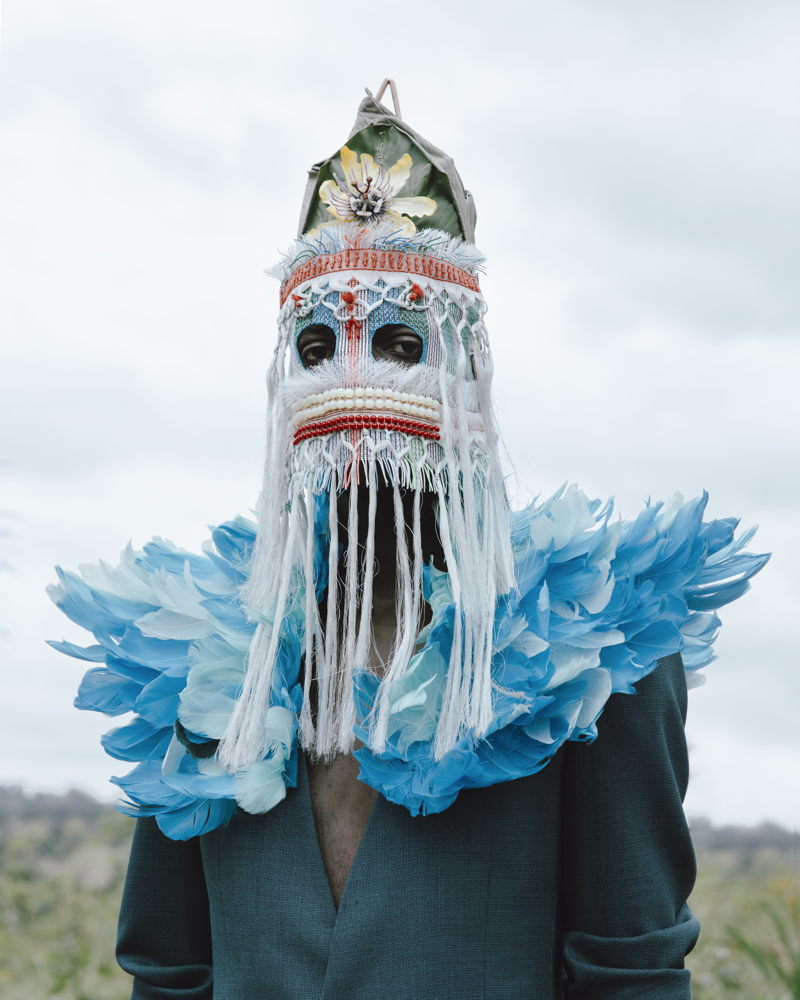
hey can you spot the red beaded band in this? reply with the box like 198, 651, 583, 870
280, 249, 481, 305
293, 413, 441, 445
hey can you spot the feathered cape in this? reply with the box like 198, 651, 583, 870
47, 485, 768, 840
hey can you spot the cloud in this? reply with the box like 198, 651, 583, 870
0, 0, 795, 826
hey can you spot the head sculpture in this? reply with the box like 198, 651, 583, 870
218, 85, 514, 772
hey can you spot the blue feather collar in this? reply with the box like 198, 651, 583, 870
47, 485, 768, 840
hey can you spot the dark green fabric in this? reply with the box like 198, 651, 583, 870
117, 653, 699, 999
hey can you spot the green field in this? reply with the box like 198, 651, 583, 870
0, 789, 796, 999
688, 818, 799, 999
0, 790, 132, 1000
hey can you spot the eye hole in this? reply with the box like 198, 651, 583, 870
297, 324, 336, 369
372, 324, 423, 365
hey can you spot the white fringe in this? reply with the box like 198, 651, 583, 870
370, 481, 418, 750
353, 451, 378, 678
217, 496, 301, 772
317, 465, 340, 757
299, 497, 319, 746
218, 280, 514, 774
270, 221, 487, 282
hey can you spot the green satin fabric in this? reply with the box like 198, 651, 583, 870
298, 93, 476, 241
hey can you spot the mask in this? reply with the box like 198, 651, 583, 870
219, 93, 514, 771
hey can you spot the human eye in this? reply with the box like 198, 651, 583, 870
372, 324, 423, 365
296, 324, 336, 369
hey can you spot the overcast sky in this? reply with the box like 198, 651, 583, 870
1, 0, 798, 828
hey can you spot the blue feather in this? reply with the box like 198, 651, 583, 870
45, 639, 106, 662
101, 717, 173, 762
49, 483, 769, 837
75, 668, 140, 715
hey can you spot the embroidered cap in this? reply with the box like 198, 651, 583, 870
297, 80, 477, 241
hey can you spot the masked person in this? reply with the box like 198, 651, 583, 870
49, 83, 768, 1000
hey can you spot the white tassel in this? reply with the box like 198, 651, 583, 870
218, 496, 302, 772
335, 470, 360, 749
220, 273, 514, 772
299, 493, 319, 746
371, 480, 421, 751
432, 474, 466, 758
430, 305, 503, 758
353, 451, 378, 673
316, 466, 341, 759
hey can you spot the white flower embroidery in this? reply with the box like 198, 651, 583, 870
318, 146, 437, 233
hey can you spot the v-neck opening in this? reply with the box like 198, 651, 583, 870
302, 751, 380, 919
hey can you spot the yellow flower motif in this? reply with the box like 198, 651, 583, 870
318, 146, 437, 233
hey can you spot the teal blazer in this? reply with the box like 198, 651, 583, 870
116, 653, 699, 999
